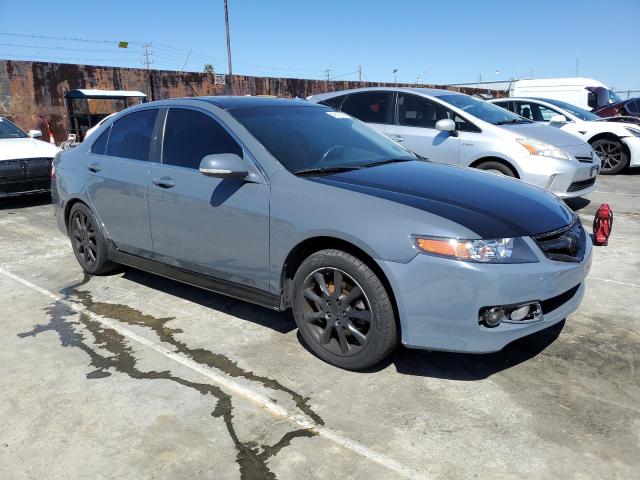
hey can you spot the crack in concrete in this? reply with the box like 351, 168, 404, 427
18, 276, 318, 479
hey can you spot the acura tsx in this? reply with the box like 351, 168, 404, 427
52, 97, 592, 369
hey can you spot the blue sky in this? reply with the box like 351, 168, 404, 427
1, 0, 639, 91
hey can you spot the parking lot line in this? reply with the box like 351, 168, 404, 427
0, 265, 426, 480
588, 276, 640, 288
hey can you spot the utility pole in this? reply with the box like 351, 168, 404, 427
393, 68, 398, 85
142, 42, 155, 100
575, 50, 580, 77
224, 0, 233, 95
324, 67, 331, 81
358, 64, 362, 84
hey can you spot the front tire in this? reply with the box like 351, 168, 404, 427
68, 203, 116, 275
292, 249, 398, 370
591, 138, 629, 175
475, 160, 516, 177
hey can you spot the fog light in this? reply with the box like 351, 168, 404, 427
482, 307, 505, 328
509, 304, 531, 321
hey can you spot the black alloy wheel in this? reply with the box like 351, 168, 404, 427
292, 249, 398, 370
592, 138, 629, 175
301, 267, 372, 356
70, 209, 98, 268
68, 203, 116, 275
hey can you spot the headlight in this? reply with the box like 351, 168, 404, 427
517, 137, 572, 160
412, 235, 539, 263
624, 127, 640, 138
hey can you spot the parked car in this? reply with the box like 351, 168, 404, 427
309, 88, 599, 198
593, 97, 640, 119
508, 77, 620, 111
489, 97, 640, 175
0, 117, 59, 197
53, 97, 592, 369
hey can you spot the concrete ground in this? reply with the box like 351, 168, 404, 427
0, 172, 638, 480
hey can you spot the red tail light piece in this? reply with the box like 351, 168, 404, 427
593, 203, 613, 246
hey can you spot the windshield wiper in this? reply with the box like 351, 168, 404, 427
293, 165, 361, 176
358, 157, 415, 168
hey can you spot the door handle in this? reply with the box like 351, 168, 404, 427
87, 162, 102, 173
389, 135, 404, 142
152, 177, 176, 189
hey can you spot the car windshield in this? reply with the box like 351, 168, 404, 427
231, 105, 415, 173
437, 94, 531, 125
534, 98, 601, 121
0, 117, 28, 139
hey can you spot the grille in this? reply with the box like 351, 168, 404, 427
567, 177, 596, 192
0, 157, 52, 181
533, 218, 586, 263
575, 156, 594, 163
540, 284, 581, 314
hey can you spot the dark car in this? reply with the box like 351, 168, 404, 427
593, 98, 640, 119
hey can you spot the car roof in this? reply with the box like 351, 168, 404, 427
158, 96, 324, 111
309, 86, 464, 100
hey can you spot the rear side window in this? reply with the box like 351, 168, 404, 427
494, 100, 513, 112
162, 108, 242, 169
90, 127, 110, 155
319, 95, 347, 110
627, 100, 639, 114
106, 109, 158, 161
341, 92, 392, 123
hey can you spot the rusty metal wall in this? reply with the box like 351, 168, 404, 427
0, 60, 505, 144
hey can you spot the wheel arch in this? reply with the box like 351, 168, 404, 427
279, 236, 401, 334
588, 132, 631, 154
468, 156, 520, 178
63, 197, 90, 232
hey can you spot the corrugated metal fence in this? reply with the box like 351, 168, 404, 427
1, 60, 505, 143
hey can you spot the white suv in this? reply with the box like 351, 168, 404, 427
309, 88, 599, 198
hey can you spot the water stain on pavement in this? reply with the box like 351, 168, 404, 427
18, 277, 318, 479
68, 288, 324, 426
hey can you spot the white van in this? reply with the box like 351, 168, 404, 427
509, 77, 621, 111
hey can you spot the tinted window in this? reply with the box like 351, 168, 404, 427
397, 94, 479, 132
90, 127, 110, 155
106, 109, 158, 161
533, 98, 600, 121
341, 92, 392, 123
0, 117, 28, 139
319, 95, 346, 110
162, 108, 242, 169
232, 106, 413, 173
627, 100, 640, 114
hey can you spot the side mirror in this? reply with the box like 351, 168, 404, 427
199, 153, 248, 179
549, 114, 567, 124
435, 119, 456, 133
28, 129, 43, 138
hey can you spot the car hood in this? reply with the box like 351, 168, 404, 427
0, 137, 60, 161
307, 161, 574, 238
500, 122, 586, 147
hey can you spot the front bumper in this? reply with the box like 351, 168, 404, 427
622, 135, 640, 168
516, 155, 599, 198
0, 157, 53, 197
378, 237, 592, 353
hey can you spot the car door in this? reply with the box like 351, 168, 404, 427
339, 91, 394, 136
147, 107, 270, 291
513, 100, 583, 136
385, 93, 460, 164
84, 108, 159, 257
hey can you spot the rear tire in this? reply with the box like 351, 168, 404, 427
591, 138, 629, 175
68, 203, 117, 275
475, 160, 516, 177
292, 249, 398, 370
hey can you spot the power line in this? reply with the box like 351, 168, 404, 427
0, 31, 143, 45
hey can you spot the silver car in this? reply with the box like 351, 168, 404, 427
309, 88, 600, 198
52, 97, 591, 369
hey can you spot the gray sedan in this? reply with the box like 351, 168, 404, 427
52, 97, 591, 369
